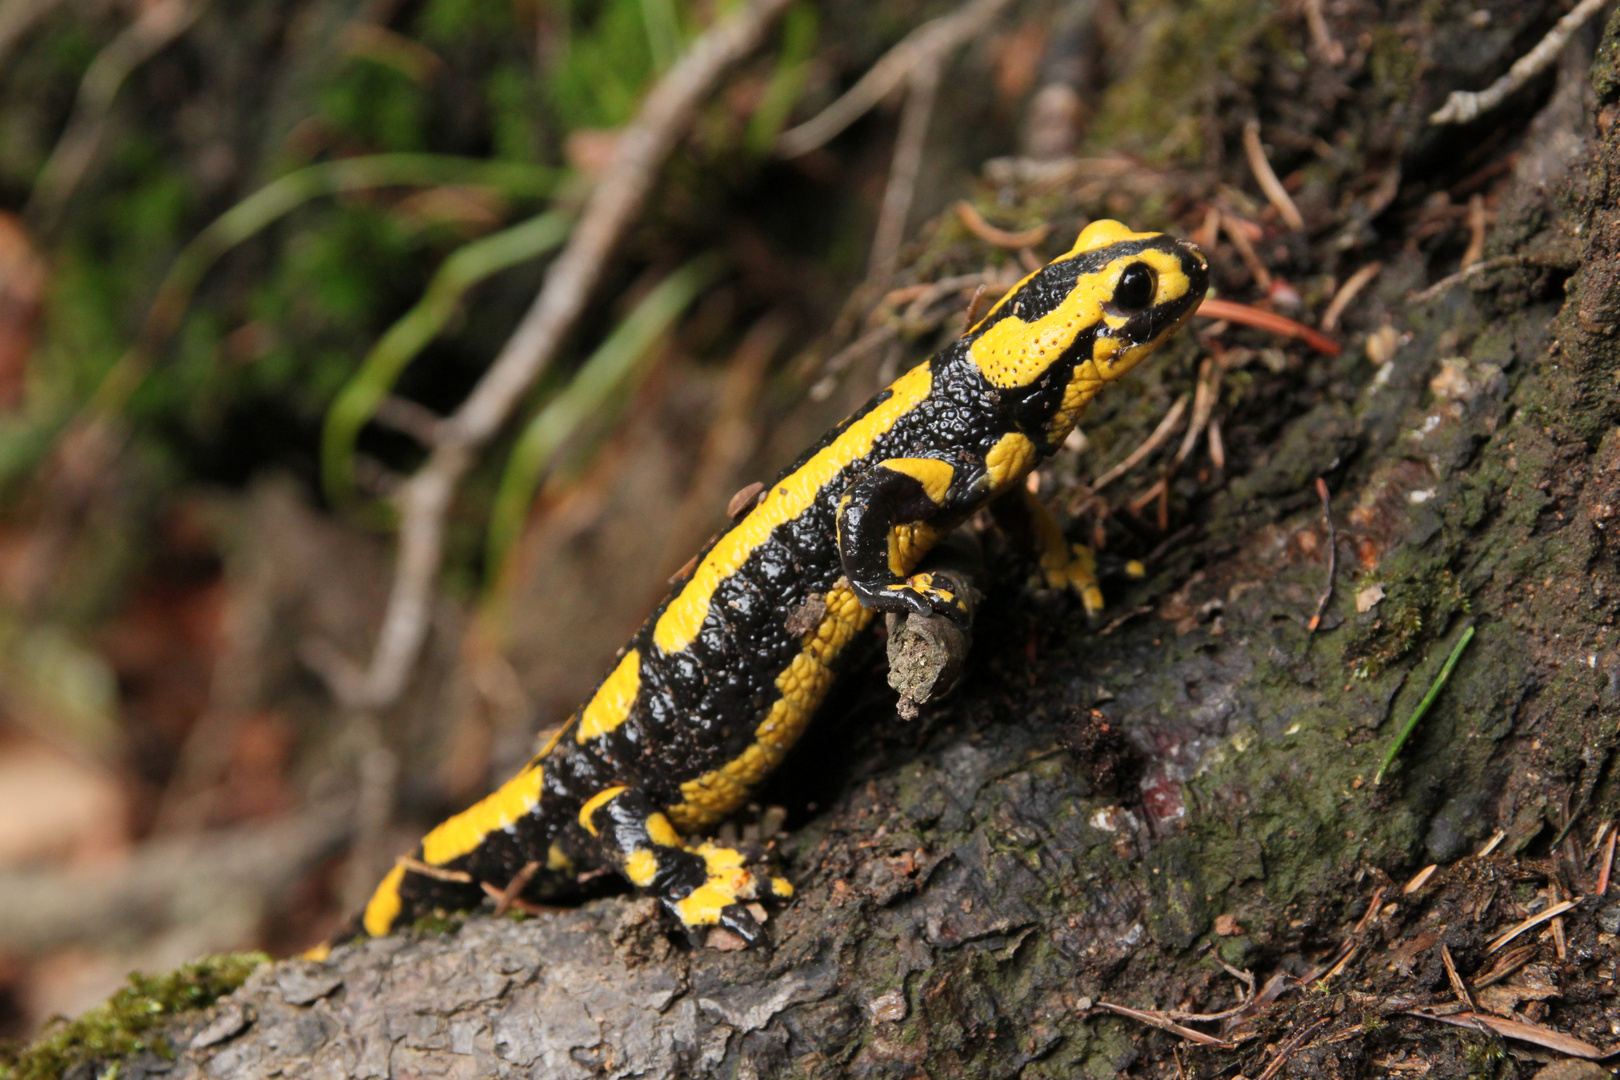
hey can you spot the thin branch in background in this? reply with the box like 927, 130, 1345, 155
298, 0, 793, 907
25, 0, 211, 231
321, 208, 575, 506
0, 0, 66, 71
483, 255, 722, 574
954, 201, 1050, 248
868, 56, 940, 284
1241, 119, 1306, 232
1302, 0, 1344, 64
1220, 213, 1273, 291
1460, 193, 1487, 269
339, 0, 791, 717
1092, 392, 1189, 491
1430, 0, 1609, 125
774, 0, 1014, 158
1408, 254, 1554, 303
1320, 261, 1381, 333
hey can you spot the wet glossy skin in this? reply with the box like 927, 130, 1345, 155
362, 221, 1209, 943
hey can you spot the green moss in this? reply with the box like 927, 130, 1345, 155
1087, 0, 1276, 161
1592, 6, 1620, 105
411, 909, 467, 935
1365, 25, 1422, 104
1346, 567, 1468, 678
0, 953, 267, 1080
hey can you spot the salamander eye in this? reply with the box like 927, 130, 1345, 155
1112, 263, 1156, 314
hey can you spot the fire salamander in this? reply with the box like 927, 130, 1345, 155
361, 219, 1209, 944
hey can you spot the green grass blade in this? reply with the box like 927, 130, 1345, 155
90, 155, 567, 419
1375, 623, 1476, 784
484, 254, 722, 575
745, 3, 817, 156
321, 208, 575, 507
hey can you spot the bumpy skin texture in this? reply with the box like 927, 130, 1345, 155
362, 221, 1209, 944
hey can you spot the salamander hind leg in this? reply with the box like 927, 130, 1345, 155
578, 785, 792, 944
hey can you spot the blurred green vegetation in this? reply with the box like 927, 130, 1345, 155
1, 0, 826, 626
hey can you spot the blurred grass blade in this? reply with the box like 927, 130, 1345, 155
745, 3, 817, 156
92, 155, 566, 419
639, 0, 685, 71
322, 208, 575, 507
485, 254, 722, 575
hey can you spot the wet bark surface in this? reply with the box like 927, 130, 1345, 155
68, 0, 1620, 1076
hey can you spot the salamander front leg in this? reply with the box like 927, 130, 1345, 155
837, 457, 969, 623
578, 786, 792, 944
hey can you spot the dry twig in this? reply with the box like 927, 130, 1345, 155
1409, 254, 1546, 302
1430, 0, 1610, 124
868, 56, 941, 283
1306, 477, 1336, 632
1487, 897, 1579, 953
1598, 820, 1616, 895
1253, 1017, 1331, 1080
1092, 1001, 1235, 1048
331, 0, 792, 715
954, 201, 1051, 248
1461, 194, 1487, 269
1092, 393, 1190, 491
1320, 261, 1381, 332
1401, 865, 1437, 894
775, 0, 1014, 157
1173, 358, 1220, 467
1302, 0, 1345, 64
1407, 1010, 1619, 1060
486, 861, 543, 916
1221, 213, 1273, 291
1242, 120, 1306, 232
1439, 943, 1477, 1012
25, 0, 209, 230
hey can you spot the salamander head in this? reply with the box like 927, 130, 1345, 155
963, 219, 1209, 443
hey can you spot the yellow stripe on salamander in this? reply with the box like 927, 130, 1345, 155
420, 764, 545, 866
970, 247, 1192, 389
578, 785, 627, 835
363, 863, 408, 937
653, 362, 935, 656
625, 848, 659, 887
667, 583, 874, 830
985, 432, 1037, 492
576, 649, 641, 742
882, 458, 954, 504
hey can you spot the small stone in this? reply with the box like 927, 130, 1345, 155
1213, 913, 1244, 936
1355, 584, 1385, 612
189, 1003, 253, 1050
1597, 902, 1620, 935
867, 991, 907, 1023
706, 927, 749, 951
275, 962, 344, 1006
